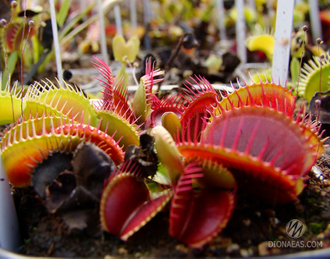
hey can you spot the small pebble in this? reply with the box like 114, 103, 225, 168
240, 248, 249, 257
322, 180, 330, 186
118, 247, 128, 256
243, 219, 251, 226
240, 248, 253, 257
226, 243, 239, 253
258, 241, 270, 256
258, 242, 282, 256
270, 217, 280, 227
209, 245, 217, 251
176, 244, 189, 253
183, 70, 193, 78
213, 236, 232, 247
320, 191, 327, 197
317, 233, 325, 240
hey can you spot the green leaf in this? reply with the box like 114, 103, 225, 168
132, 79, 149, 123
151, 126, 184, 186
113, 35, 126, 63
59, 2, 96, 41
201, 2, 214, 22
2, 51, 18, 90
126, 36, 140, 63
155, 163, 171, 184
161, 112, 181, 138
115, 64, 129, 92
290, 57, 300, 87
31, 34, 42, 65
113, 35, 140, 63
57, 0, 71, 27
0, 82, 25, 124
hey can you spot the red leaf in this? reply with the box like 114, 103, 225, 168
170, 187, 235, 248
100, 174, 150, 236
100, 169, 172, 240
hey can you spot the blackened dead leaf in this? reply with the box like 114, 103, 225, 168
72, 142, 115, 199
45, 171, 76, 213
32, 151, 73, 199
125, 134, 159, 178
44, 142, 116, 231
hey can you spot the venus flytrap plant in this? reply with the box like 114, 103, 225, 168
213, 77, 296, 117
96, 57, 324, 247
95, 107, 141, 151
0, 0, 328, 254
132, 59, 164, 124
91, 56, 142, 150
100, 160, 173, 241
0, 45, 327, 250
0, 115, 78, 187
99, 125, 236, 248
152, 126, 236, 248
290, 26, 310, 97
245, 26, 275, 61
0, 51, 143, 186
245, 23, 330, 101
244, 26, 275, 83
29, 79, 99, 125
0, 81, 25, 124
92, 56, 133, 120
299, 51, 330, 102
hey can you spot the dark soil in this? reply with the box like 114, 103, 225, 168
13, 150, 330, 258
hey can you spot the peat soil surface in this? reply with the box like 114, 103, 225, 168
14, 150, 330, 258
